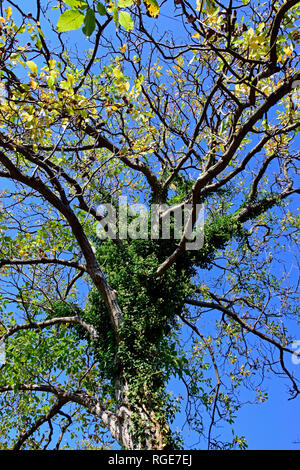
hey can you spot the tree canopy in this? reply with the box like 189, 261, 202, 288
0, 0, 299, 450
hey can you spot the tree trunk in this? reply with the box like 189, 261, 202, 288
108, 378, 170, 450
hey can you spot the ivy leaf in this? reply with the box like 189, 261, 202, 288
119, 11, 134, 31
97, 3, 107, 15
57, 10, 85, 32
82, 8, 96, 36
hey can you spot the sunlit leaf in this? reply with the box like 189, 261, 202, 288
57, 9, 85, 32
63, 0, 88, 8
112, 7, 119, 27
143, 0, 159, 18
6, 6, 12, 19
26, 60, 38, 76
29, 80, 38, 90
118, 0, 134, 6
119, 11, 134, 31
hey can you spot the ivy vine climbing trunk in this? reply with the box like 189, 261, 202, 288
110, 386, 171, 450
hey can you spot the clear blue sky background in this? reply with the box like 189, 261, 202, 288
172, 369, 300, 450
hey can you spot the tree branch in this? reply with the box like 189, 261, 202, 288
1, 315, 99, 342
185, 298, 296, 355
13, 398, 69, 450
0, 257, 87, 272
0, 383, 132, 448
0, 149, 122, 335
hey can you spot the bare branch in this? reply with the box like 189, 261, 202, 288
0, 257, 87, 272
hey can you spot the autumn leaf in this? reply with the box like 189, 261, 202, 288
29, 80, 39, 90
26, 60, 38, 76
119, 43, 127, 53
143, 0, 159, 18
48, 59, 56, 70
6, 6, 12, 19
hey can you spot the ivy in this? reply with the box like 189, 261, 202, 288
49, 198, 257, 448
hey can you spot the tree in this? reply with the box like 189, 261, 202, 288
0, 0, 299, 450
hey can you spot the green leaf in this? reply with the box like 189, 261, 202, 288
60, 80, 71, 91
119, 11, 134, 31
35, 37, 42, 50
112, 7, 119, 28
118, 0, 134, 7
63, 0, 88, 8
82, 8, 96, 36
56, 10, 85, 33
97, 3, 107, 15
47, 75, 56, 88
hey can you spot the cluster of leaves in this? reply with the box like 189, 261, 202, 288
56, 0, 159, 35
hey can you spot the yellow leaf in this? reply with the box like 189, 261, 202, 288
0, 17, 5, 23
66, 73, 75, 87
143, 0, 159, 18
119, 44, 127, 53
29, 80, 38, 89
26, 60, 38, 76
196, 0, 203, 11
48, 59, 56, 70
112, 67, 123, 79
6, 7, 12, 19
283, 44, 293, 57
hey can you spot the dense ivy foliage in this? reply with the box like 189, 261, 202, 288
48, 186, 283, 447
87, 237, 193, 447
50, 192, 279, 447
